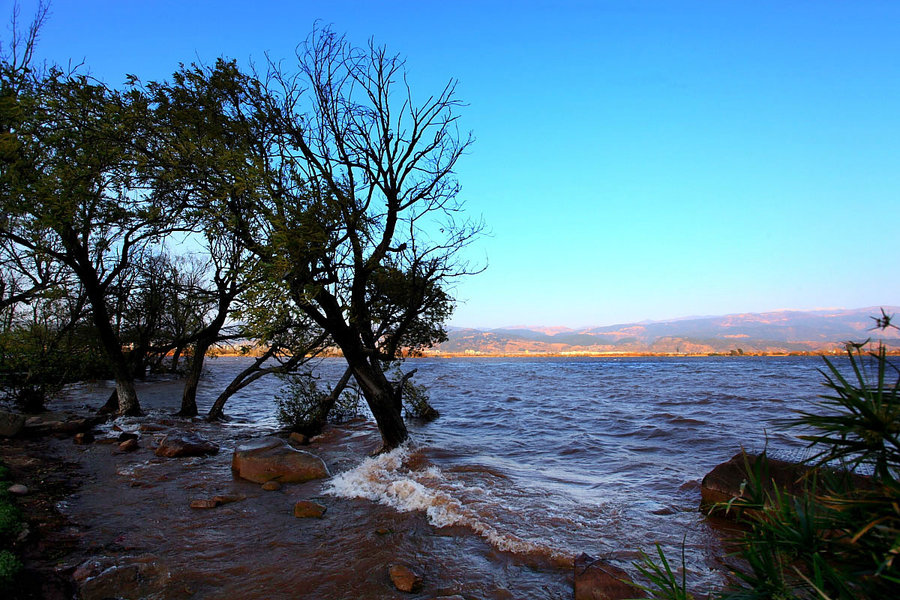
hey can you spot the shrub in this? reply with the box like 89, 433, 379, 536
0, 502, 22, 540
0, 549, 22, 590
401, 379, 439, 421
275, 374, 362, 435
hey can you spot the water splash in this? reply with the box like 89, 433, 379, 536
325, 444, 568, 560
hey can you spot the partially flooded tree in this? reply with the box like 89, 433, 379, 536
248, 28, 481, 450
0, 61, 186, 415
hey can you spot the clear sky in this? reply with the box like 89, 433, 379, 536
9, 0, 900, 328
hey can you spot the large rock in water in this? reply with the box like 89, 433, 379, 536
700, 451, 872, 517
574, 553, 644, 600
154, 433, 219, 458
700, 452, 810, 513
231, 437, 329, 484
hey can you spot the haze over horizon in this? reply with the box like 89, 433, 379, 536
20, 0, 900, 328
455, 304, 900, 331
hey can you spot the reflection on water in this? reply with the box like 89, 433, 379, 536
57, 356, 831, 597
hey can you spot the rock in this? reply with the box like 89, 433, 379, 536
574, 553, 643, 600
74, 432, 95, 445
231, 437, 329, 484
389, 563, 422, 593
154, 433, 219, 458
212, 495, 244, 505
117, 432, 139, 442
293, 500, 327, 518
698, 451, 872, 517
74, 555, 170, 600
139, 423, 166, 432
261, 481, 282, 491
0, 411, 26, 437
190, 499, 220, 509
289, 431, 309, 445
8, 483, 28, 495
118, 438, 139, 452
21, 412, 95, 436
375, 527, 392, 535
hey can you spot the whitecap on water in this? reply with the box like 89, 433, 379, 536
325, 444, 567, 560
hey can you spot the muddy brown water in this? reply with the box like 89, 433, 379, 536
44, 356, 835, 598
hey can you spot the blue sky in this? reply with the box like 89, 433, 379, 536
10, 0, 900, 328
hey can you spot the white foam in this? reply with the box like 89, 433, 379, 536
325, 445, 564, 559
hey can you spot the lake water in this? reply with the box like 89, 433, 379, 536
189, 355, 832, 591
53, 354, 848, 597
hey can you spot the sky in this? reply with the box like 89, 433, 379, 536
7, 0, 900, 328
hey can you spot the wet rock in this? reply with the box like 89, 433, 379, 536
429, 596, 466, 600
118, 438, 139, 452
212, 494, 244, 505
74, 432, 95, 445
74, 555, 171, 600
389, 563, 422, 593
0, 411, 26, 437
375, 527, 392, 535
154, 433, 219, 458
231, 437, 329, 484
117, 432, 139, 442
139, 423, 166, 432
289, 431, 309, 445
22, 412, 95, 436
293, 500, 327, 518
8, 483, 28, 495
261, 481, 282, 491
574, 553, 643, 600
190, 499, 220, 509
698, 451, 869, 517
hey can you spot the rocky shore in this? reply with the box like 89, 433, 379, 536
1, 401, 584, 599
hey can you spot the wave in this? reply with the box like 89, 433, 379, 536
324, 445, 568, 561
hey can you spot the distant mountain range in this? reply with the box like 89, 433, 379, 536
430, 307, 900, 356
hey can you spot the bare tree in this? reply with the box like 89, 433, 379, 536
247, 27, 482, 450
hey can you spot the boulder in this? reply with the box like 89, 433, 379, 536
261, 481, 282, 491
8, 483, 28, 495
574, 553, 643, 600
389, 563, 422, 593
190, 499, 220, 509
118, 438, 139, 452
154, 433, 219, 458
22, 412, 95, 436
231, 437, 329, 484
698, 451, 873, 517
0, 411, 26, 437
293, 500, 327, 518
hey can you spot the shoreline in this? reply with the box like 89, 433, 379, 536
1, 397, 576, 599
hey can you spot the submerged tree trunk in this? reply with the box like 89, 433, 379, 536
75, 259, 142, 416
343, 351, 408, 451
177, 339, 213, 417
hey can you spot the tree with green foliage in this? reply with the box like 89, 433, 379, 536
148, 30, 478, 447
246, 27, 480, 450
0, 57, 190, 415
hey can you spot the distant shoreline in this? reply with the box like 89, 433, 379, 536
208, 349, 900, 359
